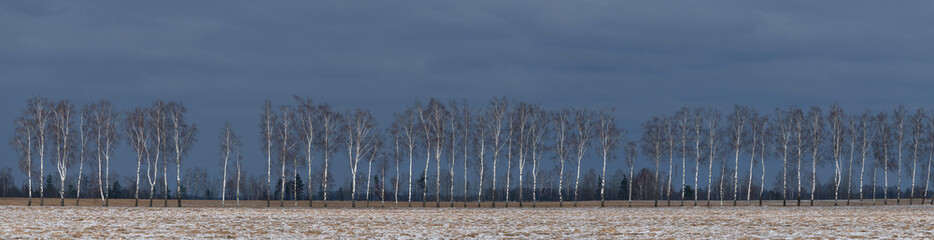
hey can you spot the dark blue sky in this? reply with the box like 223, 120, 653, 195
3, 1, 934, 188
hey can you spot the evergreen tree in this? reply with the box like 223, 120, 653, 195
66, 184, 76, 199
294, 173, 304, 200
416, 173, 426, 201
274, 178, 283, 200
619, 176, 629, 200
44, 174, 57, 198
684, 185, 695, 201
110, 180, 123, 199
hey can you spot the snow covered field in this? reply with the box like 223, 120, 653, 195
0, 204, 931, 238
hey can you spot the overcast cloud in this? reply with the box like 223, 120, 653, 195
2, 1, 934, 184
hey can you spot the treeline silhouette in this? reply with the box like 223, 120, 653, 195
8, 96, 934, 207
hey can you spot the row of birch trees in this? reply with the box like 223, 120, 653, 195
248, 97, 934, 208
11, 97, 196, 207
641, 104, 934, 207
249, 98, 934, 207
253, 97, 621, 208
12, 95, 934, 207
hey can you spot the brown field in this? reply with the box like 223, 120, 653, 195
1, 197, 933, 238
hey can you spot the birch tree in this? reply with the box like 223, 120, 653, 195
893, 105, 906, 205
11, 117, 35, 206
772, 107, 795, 206
92, 100, 119, 206
414, 101, 434, 207
294, 96, 317, 207
392, 107, 418, 207
428, 100, 448, 208
447, 101, 461, 207
389, 123, 404, 207
675, 107, 691, 206
364, 132, 383, 207
624, 141, 637, 207
829, 104, 845, 206
926, 115, 934, 205
663, 116, 675, 206
76, 104, 91, 206
487, 98, 507, 208
504, 106, 517, 207
908, 108, 926, 205
414, 99, 448, 207
219, 122, 236, 207
472, 112, 488, 207
291, 119, 300, 206
846, 113, 858, 205
28, 97, 51, 206
512, 102, 532, 207
551, 108, 572, 207
160, 103, 171, 207
641, 116, 665, 207
855, 111, 875, 205
315, 104, 341, 207
726, 105, 750, 206
691, 108, 704, 206
234, 130, 243, 207
260, 99, 275, 207
275, 105, 294, 207
529, 106, 547, 207
377, 151, 389, 208
147, 100, 169, 207
872, 159, 879, 204
597, 109, 621, 208
806, 106, 824, 206
85, 102, 99, 206
792, 107, 805, 206
342, 109, 376, 208
51, 100, 75, 206
874, 112, 893, 205
168, 102, 196, 207
572, 108, 595, 207
744, 110, 763, 205
757, 115, 769, 206
704, 109, 722, 206
459, 101, 470, 207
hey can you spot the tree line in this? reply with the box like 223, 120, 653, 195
9, 96, 934, 207
10, 97, 195, 207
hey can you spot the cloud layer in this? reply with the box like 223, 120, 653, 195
2, 0, 933, 181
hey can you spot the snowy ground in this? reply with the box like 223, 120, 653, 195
0, 204, 931, 238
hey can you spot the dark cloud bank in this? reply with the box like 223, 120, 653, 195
2, 1, 934, 188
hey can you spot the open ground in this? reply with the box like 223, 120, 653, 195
1, 198, 933, 238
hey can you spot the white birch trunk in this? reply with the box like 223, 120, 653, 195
746, 131, 756, 205
366, 157, 372, 207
